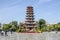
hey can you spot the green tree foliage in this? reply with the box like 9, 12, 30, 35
11, 25, 16, 31
38, 19, 46, 29
9, 21, 18, 28
55, 23, 60, 31
2, 21, 18, 32
47, 25, 55, 31
41, 26, 47, 32
47, 24, 60, 31
58, 22, 60, 24
9, 21, 18, 31
2, 24, 11, 31
16, 27, 21, 32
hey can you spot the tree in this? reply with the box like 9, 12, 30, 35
56, 23, 60, 31
16, 27, 21, 32
58, 22, 60, 24
38, 19, 46, 29
47, 25, 55, 31
2, 24, 11, 31
9, 21, 18, 28
41, 26, 47, 32
11, 25, 16, 31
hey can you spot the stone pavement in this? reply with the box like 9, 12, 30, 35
0, 32, 60, 40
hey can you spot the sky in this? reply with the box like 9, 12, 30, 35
0, 0, 60, 24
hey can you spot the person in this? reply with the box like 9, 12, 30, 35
5, 30, 8, 36
1, 31, 4, 36
10, 28, 13, 34
0, 29, 2, 33
11, 29, 13, 34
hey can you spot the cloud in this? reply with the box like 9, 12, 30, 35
36, 0, 52, 4
40, 0, 52, 3
34, 0, 52, 8
0, 0, 21, 9
56, 2, 60, 5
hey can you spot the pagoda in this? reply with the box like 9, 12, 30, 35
25, 6, 36, 31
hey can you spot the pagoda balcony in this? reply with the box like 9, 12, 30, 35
27, 12, 34, 13
25, 26, 35, 27
26, 18, 34, 20
27, 9, 33, 11
25, 22, 36, 24
26, 17, 34, 19
27, 8, 33, 10
26, 16, 34, 17
26, 13, 34, 14
27, 13, 34, 15
26, 15, 34, 17
27, 14, 34, 16
27, 11, 33, 12
27, 6, 33, 8
25, 20, 34, 22
26, 17, 34, 18
26, 19, 34, 21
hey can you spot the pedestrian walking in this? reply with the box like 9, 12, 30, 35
5, 30, 8, 36
1, 31, 4, 36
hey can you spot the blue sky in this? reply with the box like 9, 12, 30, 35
0, 0, 60, 24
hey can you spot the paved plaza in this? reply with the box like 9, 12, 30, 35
0, 32, 60, 40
